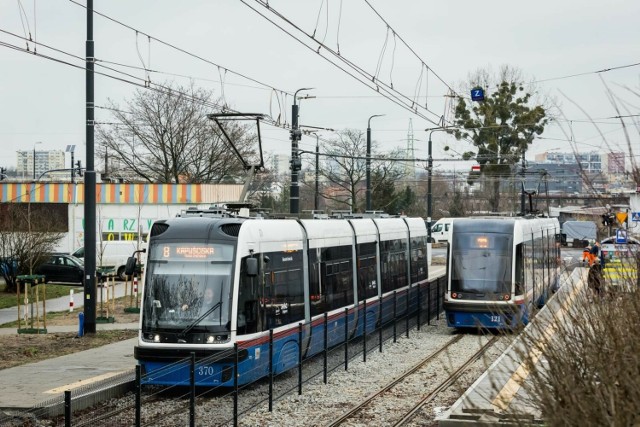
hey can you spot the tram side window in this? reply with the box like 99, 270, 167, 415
238, 255, 262, 334
380, 239, 408, 292
322, 245, 353, 311
357, 242, 378, 301
263, 251, 304, 328
515, 244, 524, 296
410, 237, 427, 283
308, 250, 325, 316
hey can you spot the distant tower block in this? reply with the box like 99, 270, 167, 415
405, 119, 416, 181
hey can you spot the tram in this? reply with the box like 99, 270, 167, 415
132, 208, 430, 386
443, 216, 560, 329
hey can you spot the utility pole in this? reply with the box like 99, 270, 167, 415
290, 88, 313, 215
520, 152, 526, 215
84, 0, 97, 334
366, 114, 384, 211
313, 133, 320, 211
425, 127, 449, 243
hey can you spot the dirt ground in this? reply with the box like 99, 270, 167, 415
0, 297, 139, 370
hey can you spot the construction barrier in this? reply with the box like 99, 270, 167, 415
124, 264, 143, 313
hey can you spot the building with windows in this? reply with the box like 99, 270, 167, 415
534, 151, 602, 174
17, 150, 66, 180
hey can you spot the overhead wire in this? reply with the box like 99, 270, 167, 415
241, 0, 445, 126
66, 0, 292, 97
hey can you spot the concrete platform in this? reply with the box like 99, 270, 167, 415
438, 268, 588, 425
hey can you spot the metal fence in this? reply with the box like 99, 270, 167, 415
0, 276, 446, 427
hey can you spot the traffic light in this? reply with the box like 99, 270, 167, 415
289, 129, 302, 141
75, 160, 83, 177
290, 156, 302, 172
602, 214, 609, 226
0, 167, 5, 180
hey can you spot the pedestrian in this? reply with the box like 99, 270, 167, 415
587, 257, 603, 301
589, 241, 601, 267
582, 244, 591, 266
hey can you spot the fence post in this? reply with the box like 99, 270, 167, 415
135, 365, 141, 427
436, 278, 441, 321
393, 290, 397, 343
378, 296, 383, 353
64, 390, 71, 427
363, 299, 367, 363
298, 323, 303, 395
344, 307, 349, 371
406, 284, 411, 338
323, 312, 328, 384
427, 280, 432, 326
268, 329, 274, 412
190, 352, 196, 427
234, 343, 239, 427
417, 283, 422, 331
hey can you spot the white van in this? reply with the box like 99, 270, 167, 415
72, 241, 143, 281
430, 218, 453, 243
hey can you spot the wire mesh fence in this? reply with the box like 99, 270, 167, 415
0, 277, 446, 427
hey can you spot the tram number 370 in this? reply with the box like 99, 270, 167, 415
198, 366, 216, 376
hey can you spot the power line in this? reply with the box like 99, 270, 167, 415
241, 0, 447, 127
534, 61, 640, 84
66, 0, 291, 99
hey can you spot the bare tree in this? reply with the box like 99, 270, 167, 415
0, 203, 65, 293
318, 129, 403, 212
97, 81, 257, 183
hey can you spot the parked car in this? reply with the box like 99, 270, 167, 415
72, 241, 142, 281
35, 254, 84, 284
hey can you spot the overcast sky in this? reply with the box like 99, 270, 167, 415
1, 0, 639, 174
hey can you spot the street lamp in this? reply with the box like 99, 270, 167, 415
290, 87, 314, 215
66, 145, 76, 183
312, 133, 320, 211
32, 141, 42, 180
425, 127, 451, 242
366, 114, 385, 211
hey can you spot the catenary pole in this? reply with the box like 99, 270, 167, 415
84, 0, 97, 334
366, 114, 384, 211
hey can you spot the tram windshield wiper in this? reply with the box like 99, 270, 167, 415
179, 301, 222, 337
178, 281, 225, 337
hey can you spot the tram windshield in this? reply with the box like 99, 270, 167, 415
450, 232, 512, 295
142, 242, 235, 332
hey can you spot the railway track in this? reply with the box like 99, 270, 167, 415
326, 334, 500, 427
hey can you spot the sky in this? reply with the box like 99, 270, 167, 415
1, 0, 639, 175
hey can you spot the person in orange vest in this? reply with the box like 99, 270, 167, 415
582, 244, 592, 266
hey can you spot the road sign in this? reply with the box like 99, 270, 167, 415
632, 212, 640, 222
471, 87, 485, 102
616, 212, 628, 224
616, 228, 628, 244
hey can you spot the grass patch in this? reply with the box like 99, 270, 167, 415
0, 294, 139, 328
0, 284, 83, 310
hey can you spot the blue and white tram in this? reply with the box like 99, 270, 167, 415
443, 216, 560, 329
133, 211, 430, 386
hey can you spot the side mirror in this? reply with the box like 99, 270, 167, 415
246, 257, 258, 277
124, 257, 137, 276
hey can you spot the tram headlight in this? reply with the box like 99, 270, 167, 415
153, 334, 161, 343
206, 335, 215, 344
451, 292, 457, 298
503, 294, 511, 301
